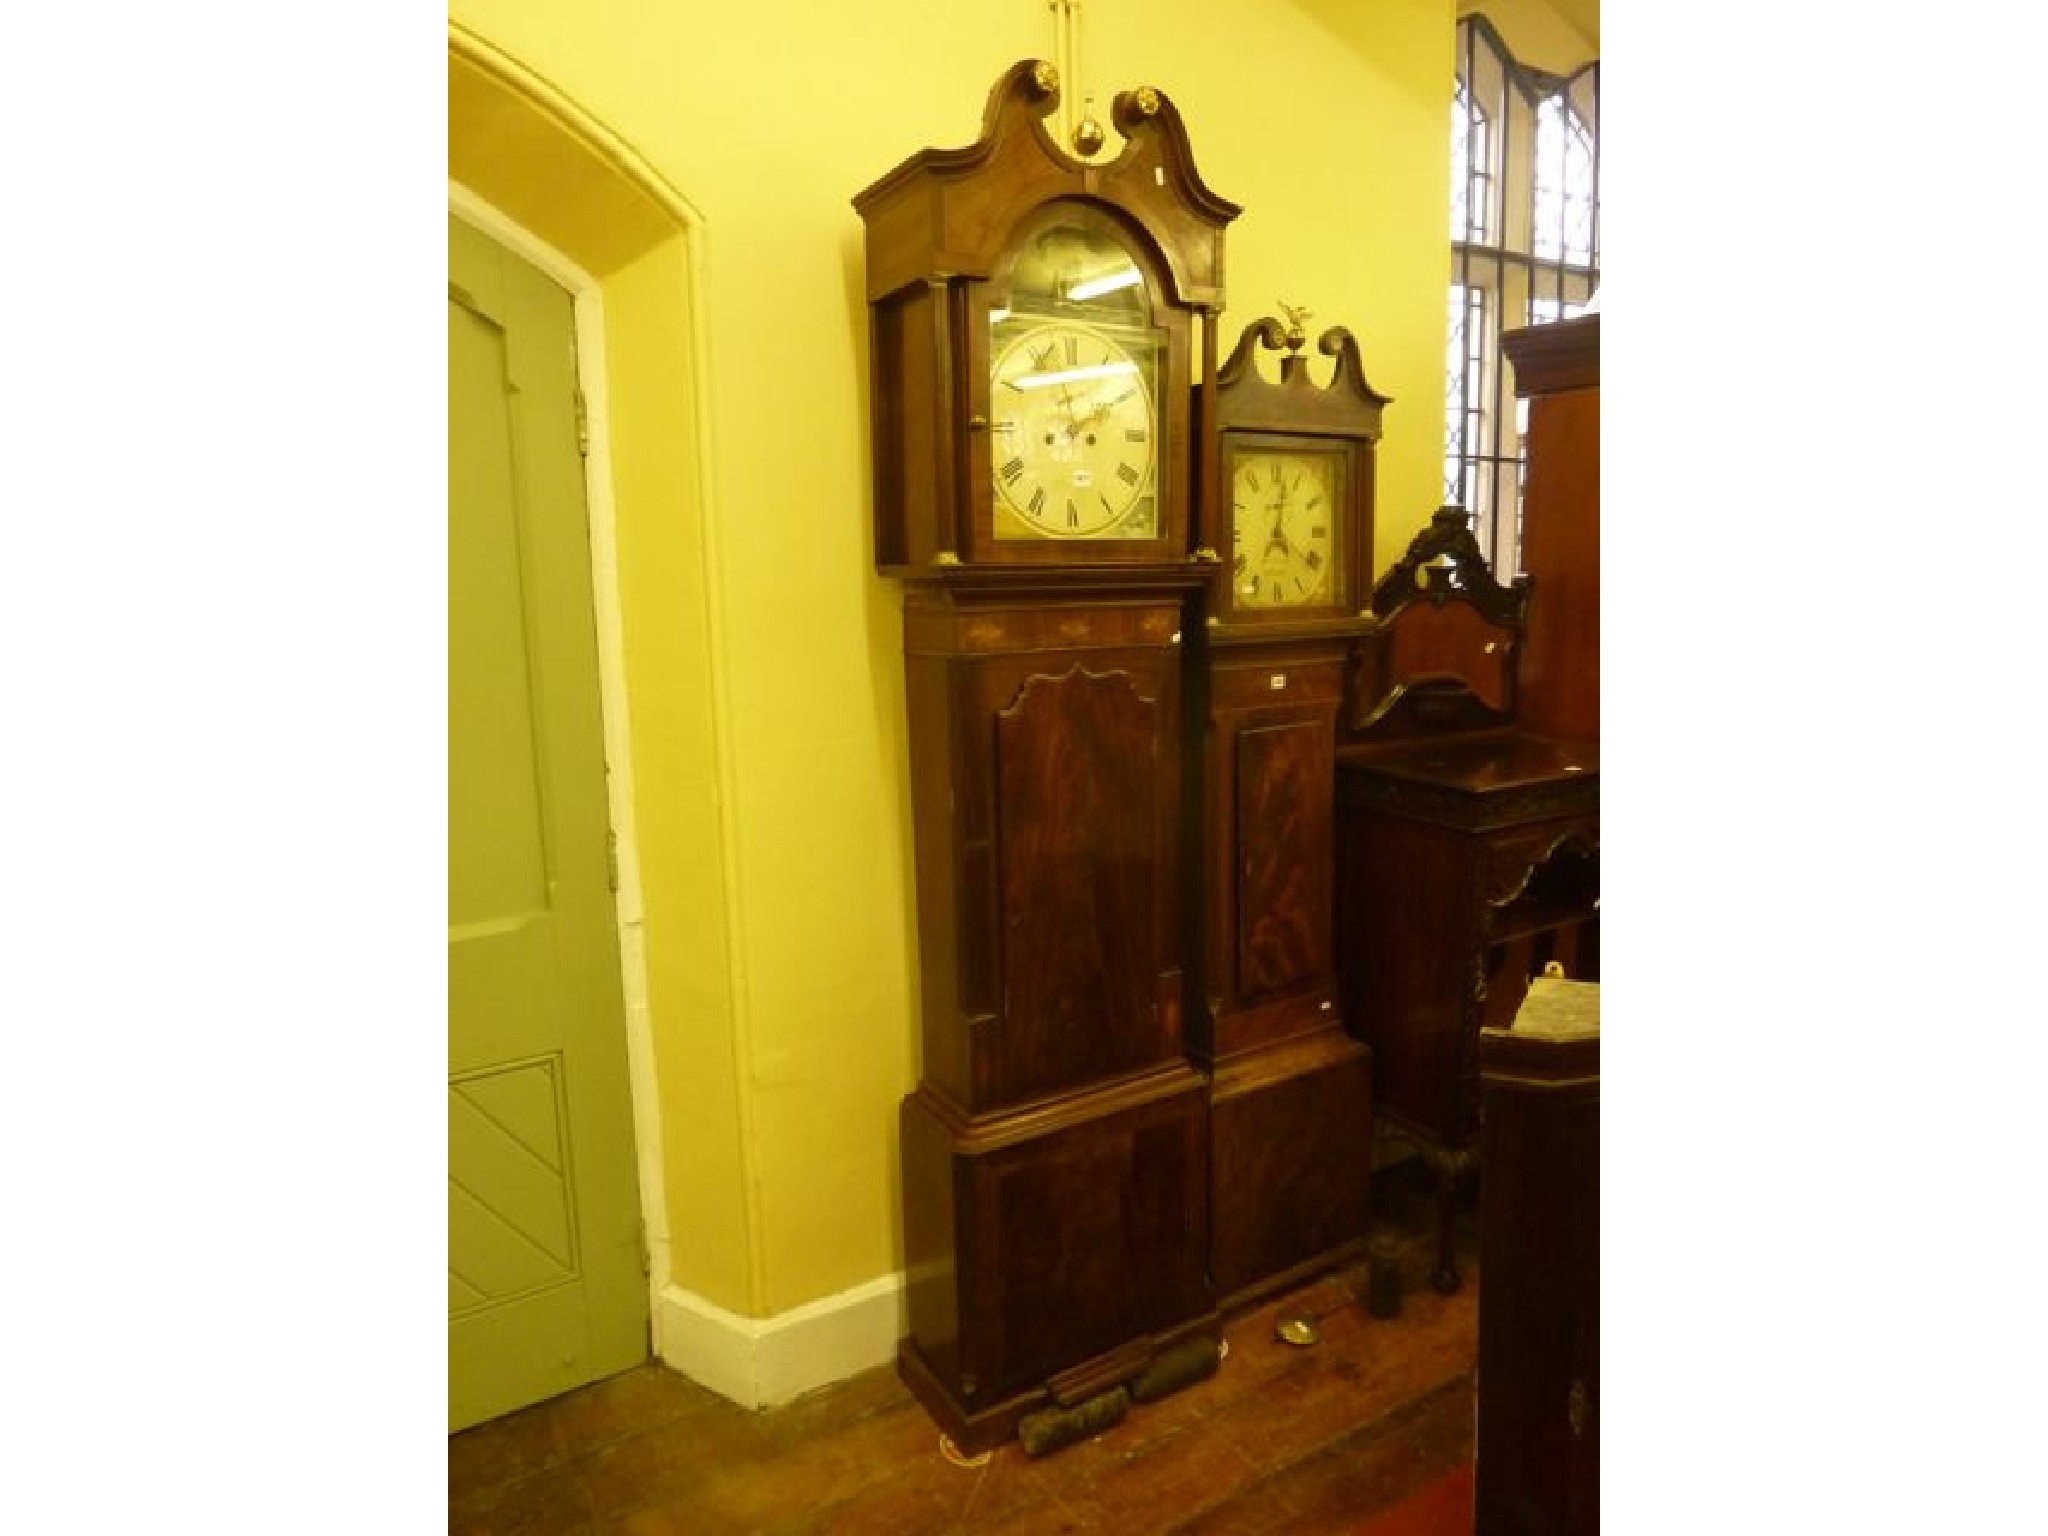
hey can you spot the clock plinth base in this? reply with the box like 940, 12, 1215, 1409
897, 1069, 1215, 1448
897, 1316, 1224, 1456
895, 1337, 1037, 1457
1207, 1028, 1375, 1310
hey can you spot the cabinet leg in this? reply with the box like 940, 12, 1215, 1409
1429, 1155, 1461, 1295
1422, 1145, 1475, 1296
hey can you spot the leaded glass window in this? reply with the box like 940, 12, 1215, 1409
1533, 95, 1597, 266
1446, 284, 1488, 508
1444, 16, 1599, 577
1451, 79, 1490, 245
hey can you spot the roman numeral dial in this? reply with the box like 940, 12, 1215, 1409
1229, 450, 1344, 608
989, 317, 1159, 540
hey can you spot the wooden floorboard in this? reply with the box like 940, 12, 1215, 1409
451, 1162, 1475, 1535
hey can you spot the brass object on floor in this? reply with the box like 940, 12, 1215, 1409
1275, 1315, 1320, 1347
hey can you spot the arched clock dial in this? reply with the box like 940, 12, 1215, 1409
1229, 450, 1341, 607
990, 318, 1158, 539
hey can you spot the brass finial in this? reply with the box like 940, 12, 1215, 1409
1278, 300, 1312, 352
1031, 59, 1060, 95
1132, 85, 1161, 116
1072, 93, 1106, 155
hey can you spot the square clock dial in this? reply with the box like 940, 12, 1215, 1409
1229, 448, 1345, 610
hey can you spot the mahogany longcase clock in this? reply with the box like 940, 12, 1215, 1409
854, 60, 1240, 1453
1190, 315, 1389, 1306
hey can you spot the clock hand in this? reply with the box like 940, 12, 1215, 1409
1264, 495, 1292, 555
1080, 386, 1135, 425
1065, 385, 1137, 438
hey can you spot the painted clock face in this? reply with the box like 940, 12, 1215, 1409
989, 219, 1163, 542
990, 319, 1158, 539
1230, 450, 1343, 608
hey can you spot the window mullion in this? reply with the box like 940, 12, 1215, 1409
1442, 17, 1598, 581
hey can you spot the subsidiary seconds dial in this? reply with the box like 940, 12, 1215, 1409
990, 320, 1156, 538
1230, 451, 1339, 607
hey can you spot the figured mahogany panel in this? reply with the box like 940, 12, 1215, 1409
993, 664, 1164, 1104
1234, 717, 1332, 1002
899, 585, 1189, 1114
1209, 1031, 1372, 1305
959, 1078, 1211, 1404
1193, 646, 1345, 1063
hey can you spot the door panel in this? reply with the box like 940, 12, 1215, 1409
1233, 715, 1332, 1001
449, 213, 646, 1431
993, 665, 1162, 1105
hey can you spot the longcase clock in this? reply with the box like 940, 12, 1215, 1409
1190, 314, 1389, 1306
853, 59, 1241, 1453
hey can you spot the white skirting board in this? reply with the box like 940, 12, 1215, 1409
656, 1272, 907, 1409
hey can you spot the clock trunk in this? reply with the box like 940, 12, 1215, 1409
895, 580, 1213, 1449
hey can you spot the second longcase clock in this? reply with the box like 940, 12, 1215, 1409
1191, 314, 1389, 1306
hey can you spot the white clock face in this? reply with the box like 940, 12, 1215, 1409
989, 319, 1157, 539
1230, 450, 1341, 608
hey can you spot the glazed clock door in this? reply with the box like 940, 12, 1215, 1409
1228, 446, 1346, 612
986, 215, 1166, 545
971, 204, 1190, 563
448, 214, 647, 1431
1201, 318, 1387, 629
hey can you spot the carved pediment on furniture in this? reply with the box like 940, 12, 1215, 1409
1370, 505, 1528, 626
1347, 507, 1532, 740
1212, 314, 1390, 437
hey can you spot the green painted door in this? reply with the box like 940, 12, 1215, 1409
449, 214, 647, 1432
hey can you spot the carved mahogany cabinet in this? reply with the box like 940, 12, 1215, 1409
1334, 510, 1598, 1293
1476, 979, 1600, 1535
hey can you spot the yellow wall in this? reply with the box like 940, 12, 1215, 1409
599, 236, 758, 1309
451, 0, 1459, 1320
1458, 0, 1599, 75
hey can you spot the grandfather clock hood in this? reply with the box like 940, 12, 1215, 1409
852, 58, 1240, 310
